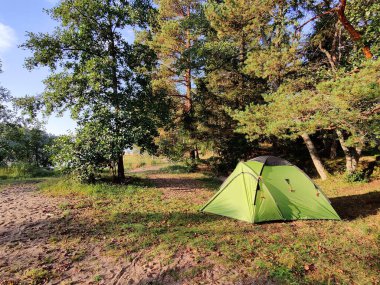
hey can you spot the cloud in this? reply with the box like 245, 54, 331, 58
0, 23, 17, 53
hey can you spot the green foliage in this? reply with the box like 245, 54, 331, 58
20, 0, 168, 181
344, 171, 368, 183
156, 128, 193, 162
0, 163, 54, 180
0, 60, 12, 123
233, 60, 380, 164
8, 0, 379, 178
0, 123, 55, 167
23, 268, 51, 285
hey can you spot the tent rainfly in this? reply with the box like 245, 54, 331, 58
200, 156, 340, 223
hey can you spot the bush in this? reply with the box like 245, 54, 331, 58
0, 163, 54, 179
344, 171, 368, 183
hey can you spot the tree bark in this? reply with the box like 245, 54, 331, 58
108, 13, 125, 181
298, 0, 373, 59
336, 0, 373, 59
117, 154, 125, 180
301, 133, 328, 180
336, 129, 360, 173
330, 139, 337, 159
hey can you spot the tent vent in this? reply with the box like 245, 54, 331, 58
250, 156, 293, 166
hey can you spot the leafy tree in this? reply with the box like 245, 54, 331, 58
0, 122, 55, 167
299, 0, 380, 173
233, 60, 380, 178
21, 0, 166, 181
297, 0, 377, 60
317, 60, 380, 173
0, 60, 12, 123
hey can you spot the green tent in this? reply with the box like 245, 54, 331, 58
201, 156, 340, 223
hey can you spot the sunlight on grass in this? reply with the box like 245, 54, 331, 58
123, 152, 168, 170
38, 172, 380, 284
0, 165, 54, 180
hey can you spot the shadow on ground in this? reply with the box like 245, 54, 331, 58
4, 189, 380, 247
0, 210, 226, 247
139, 177, 206, 191
330, 191, 380, 220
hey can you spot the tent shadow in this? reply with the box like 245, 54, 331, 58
330, 191, 380, 220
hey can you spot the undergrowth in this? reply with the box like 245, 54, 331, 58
0, 164, 55, 180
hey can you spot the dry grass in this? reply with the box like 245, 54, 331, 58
123, 153, 168, 170
29, 167, 380, 284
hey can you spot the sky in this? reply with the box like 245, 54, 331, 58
0, 0, 76, 135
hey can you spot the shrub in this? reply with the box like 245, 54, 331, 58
344, 171, 368, 183
0, 163, 54, 179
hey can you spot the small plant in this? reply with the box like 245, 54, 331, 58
70, 250, 87, 262
93, 274, 103, 282
344, 171, 368, 182
23, 268, 51, 285
58, 202, 70, 210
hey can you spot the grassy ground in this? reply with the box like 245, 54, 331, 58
32, 167, 380, 284
0, 165, 54, 180
123, 153, 168, 170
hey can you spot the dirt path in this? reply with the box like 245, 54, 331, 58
0, 183, 131, 284
0, 176, 223, 285
0, 182, 63, 283
0, 172, 258, 285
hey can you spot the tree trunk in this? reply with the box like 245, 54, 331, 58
330, 139, 337, 159
336, 0, 373, 59
298, 0, 373, 59
301, 133, 328, 180
195, 145, 199, 160
107, 14, 125, 181
336, 129, 361, 173
184, 5, 192, 113
117, 154, 125, 181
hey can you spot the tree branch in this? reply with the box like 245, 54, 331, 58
296, 8, 337, 34
296, 0, 373, 59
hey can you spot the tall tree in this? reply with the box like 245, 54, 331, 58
301, 0, 380, 172
21, 0, 165, 181
147, 0, 208, 160
233, 60, 380, 178
232, 76, 331, 180
193, 0, 304, 172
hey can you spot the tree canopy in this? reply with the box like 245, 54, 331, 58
21, 0, 169, 181
13, 0, 380, 181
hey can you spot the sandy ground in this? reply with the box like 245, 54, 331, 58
0, 178, 229, 285
0, 183, 131, 284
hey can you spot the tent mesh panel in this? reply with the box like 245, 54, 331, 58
249, 156, 292, 166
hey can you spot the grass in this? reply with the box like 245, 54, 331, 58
0, 164, 55, 180
23, 268, 52, 285
123, 153, 168, 170
158, 164, 196, 174
36, 168, 380, 284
